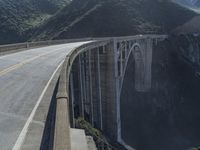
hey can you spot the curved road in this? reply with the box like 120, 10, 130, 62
0, 42, 89, 150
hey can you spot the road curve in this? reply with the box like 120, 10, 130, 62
0, 42, 90, 150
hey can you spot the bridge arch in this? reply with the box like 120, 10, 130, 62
119, 43, 145, 96
117, 42, 149, 149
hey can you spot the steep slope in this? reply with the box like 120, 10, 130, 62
174, 15, 200, 34
31, 0, 197, 41
30, 0, 101, 40
0, 0, 71, 44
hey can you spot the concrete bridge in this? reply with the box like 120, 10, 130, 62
1, 34, 200, 150
67, 35, 167, 149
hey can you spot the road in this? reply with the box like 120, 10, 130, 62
0, 42, 89, 150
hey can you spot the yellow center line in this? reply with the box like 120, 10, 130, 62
0, 47, 65, 77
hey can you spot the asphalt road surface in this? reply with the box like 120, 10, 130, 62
0, 42, 89, 150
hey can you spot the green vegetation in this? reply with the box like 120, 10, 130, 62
75, 117, 102, 139
75, 118, 119, 149
23, 14, 52, 28
190, 147, 200, 150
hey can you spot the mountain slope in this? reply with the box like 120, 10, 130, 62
31, 0, 197, 41
0, 0, 71, 44
174, 15, 200, 34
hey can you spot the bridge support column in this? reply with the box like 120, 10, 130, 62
113, 39, 122, 142
144, 38, 153, 90
97, 48, 103, 130
70, 73, 75, 127
88, 50, 94, 126
79, 55, 85, 118
81, 53, 87, 120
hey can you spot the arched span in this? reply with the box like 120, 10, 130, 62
119, 43, 145, 98
118, 42, 153, 149
117, 43, 146, 149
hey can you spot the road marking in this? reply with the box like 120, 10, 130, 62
0, 47, 66, 77
0, 111, 44, 126
12, 60, 64, 150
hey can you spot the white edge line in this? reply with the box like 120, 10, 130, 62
12, 60, 64, 150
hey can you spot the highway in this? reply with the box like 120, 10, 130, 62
0, 42, 89, 150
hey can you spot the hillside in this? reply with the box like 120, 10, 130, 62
174, 15, 200, 34
30, 0, 197, 41
0, 0, 71, 44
